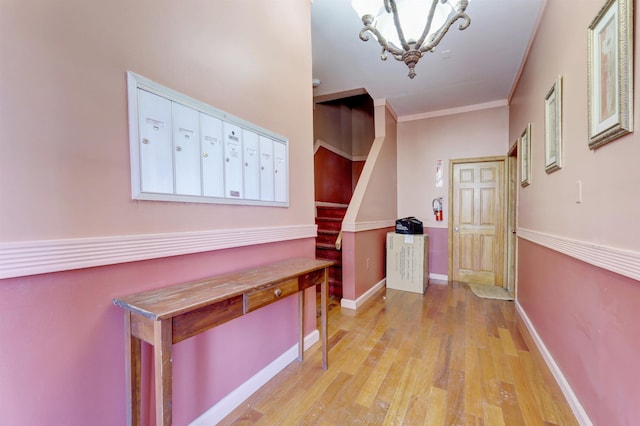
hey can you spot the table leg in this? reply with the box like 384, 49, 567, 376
321, 268, 328, 370
124, 312, 141, 426
154, 319, 173, 426
298, 290, 304, 362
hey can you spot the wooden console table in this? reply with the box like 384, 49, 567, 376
113, 257, 332, 426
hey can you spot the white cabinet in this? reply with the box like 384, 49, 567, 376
137, 89, 173, 194
386, 232, 429, 294
259, 136, 274, 202
200, 113, 224, 198
128, 71, 288, 206
223, 122, 243, 199
172, 102, 201, 196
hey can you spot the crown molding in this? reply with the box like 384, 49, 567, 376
398, 99, 508, 122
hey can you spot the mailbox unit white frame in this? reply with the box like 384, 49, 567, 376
127, 71, 289, 207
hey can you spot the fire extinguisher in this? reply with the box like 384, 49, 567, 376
432, 197, 444, 222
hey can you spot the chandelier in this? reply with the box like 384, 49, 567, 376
352, 0, 471, 79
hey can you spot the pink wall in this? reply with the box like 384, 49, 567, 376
0, 1, 317, 424
341, 228, 391, 301
341, 103, 398, 301
349, 103, 398, 224
397, 106, 509, 227
314, 146, 353, 204
0, 0, 315, 242
424, 227, 448, 276
0, 240, 317, 425
510, 1, 640, 423
518, 240, 640, 425
510, 1, 640, 249
396, 106, 509, 280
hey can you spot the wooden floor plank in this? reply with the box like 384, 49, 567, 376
382, 356, 421, 425
220, 282, 577, 425
354, 346, 398, 408
482, 402, 506, 426
424, 386, 448, 426
464, 347, 483, 419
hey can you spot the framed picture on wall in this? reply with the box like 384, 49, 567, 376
544, 76, 563, 173
520, 123, 531, 187
587, 0, 633, 149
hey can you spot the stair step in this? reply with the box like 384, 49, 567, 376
316, 233, 339, 245
316, 218, 342, 232
316, 253, 341, 265
329, 280, 342, 298
316, 206, 348, 219
315, 205, 346, 299
316, 242, 338, 250
318, 228, 339, 236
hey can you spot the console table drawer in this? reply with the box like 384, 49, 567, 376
298, 269, 324, 290
243, 278, 299, 314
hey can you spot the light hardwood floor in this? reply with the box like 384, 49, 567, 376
220, 282, 578, 425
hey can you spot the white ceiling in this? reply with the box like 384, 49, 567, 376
311, 0, 545, 117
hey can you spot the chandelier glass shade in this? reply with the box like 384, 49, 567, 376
351, 0, 471, 78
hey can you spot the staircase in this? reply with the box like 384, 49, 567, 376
315, 205, 347, 298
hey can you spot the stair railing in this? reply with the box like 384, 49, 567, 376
335, 230, 342, 251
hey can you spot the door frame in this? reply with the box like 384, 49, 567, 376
447, 155, 508, 286
506, 141, 519, 295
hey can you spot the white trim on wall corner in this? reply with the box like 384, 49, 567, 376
0, 225, 317, 279
341, 220, 395, 233
517, 228, 640, 282
516, 302, 593, 426
314, 139, 353, 161
373, 98, 399, 121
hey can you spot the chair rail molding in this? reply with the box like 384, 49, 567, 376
517, 228, 640, 282
0, 225, 317, 279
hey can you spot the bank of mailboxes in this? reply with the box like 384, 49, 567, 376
132, 75, 288, 206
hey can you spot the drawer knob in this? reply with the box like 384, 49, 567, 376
274, 288, 282, 297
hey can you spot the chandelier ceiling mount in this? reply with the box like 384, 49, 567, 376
353, 0, 471, 79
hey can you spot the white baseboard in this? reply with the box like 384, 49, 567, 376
429, 273, 448, 282
515, 302, 592, 426
340, 278, 386, 310
190, 330, 319, 425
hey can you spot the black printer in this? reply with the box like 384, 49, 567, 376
395, 217, 423, 234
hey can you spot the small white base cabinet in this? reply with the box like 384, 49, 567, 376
386, 232, 429, 294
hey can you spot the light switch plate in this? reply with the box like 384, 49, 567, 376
576, 180, 582, 203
